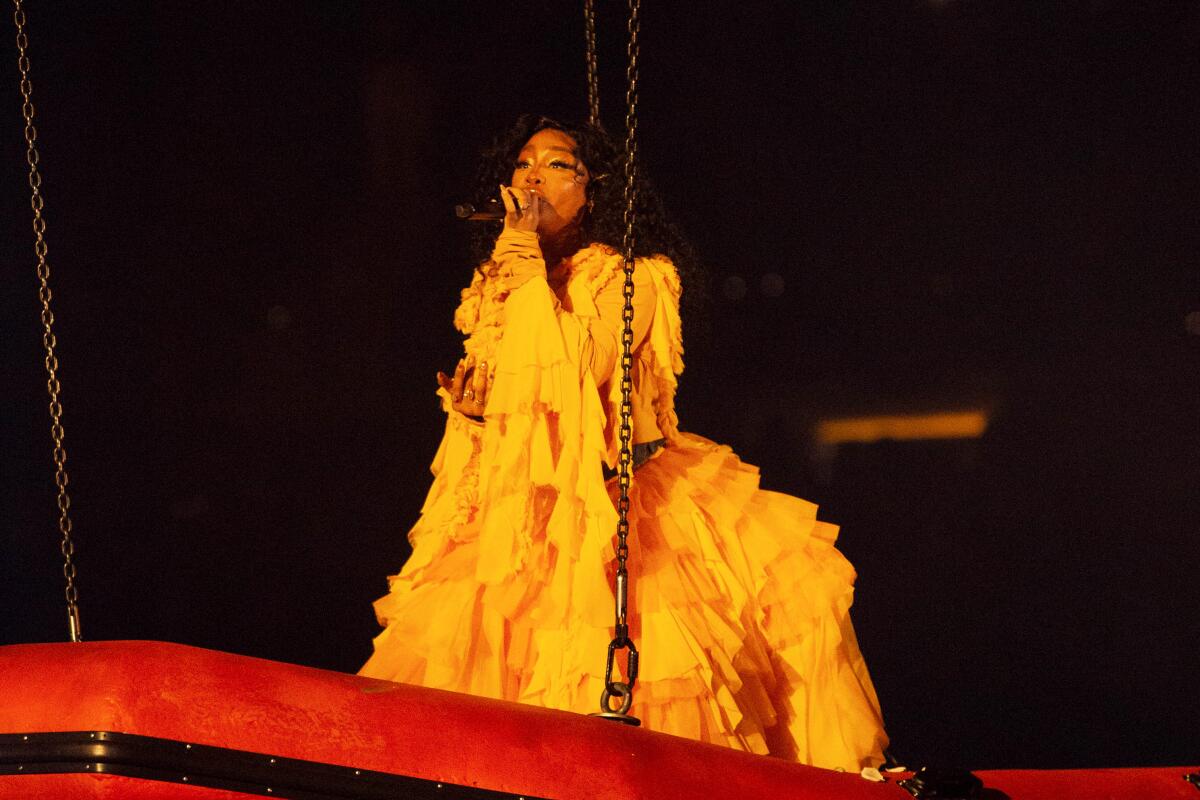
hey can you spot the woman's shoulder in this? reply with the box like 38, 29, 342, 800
567, 244, 681, 300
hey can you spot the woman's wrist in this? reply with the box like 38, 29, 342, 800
492, 227, 542, 258
491, 228, 546, 292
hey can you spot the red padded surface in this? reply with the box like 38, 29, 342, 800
2, 642, 1195, 799
0, 774, 254, 800
0, 641, 901, 799
974, 766, 1199, 799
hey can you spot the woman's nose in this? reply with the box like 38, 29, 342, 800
523, 168, 542, 186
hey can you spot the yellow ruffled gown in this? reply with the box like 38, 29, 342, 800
360, 229, 888, 771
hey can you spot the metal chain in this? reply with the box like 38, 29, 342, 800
597, 0, 642, 723
583, 0, 600, 128
13, 0, 82, 643
615, 0, 641, 631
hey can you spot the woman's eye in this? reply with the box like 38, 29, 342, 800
550, 161, 575, 170
514, 160, 530, 169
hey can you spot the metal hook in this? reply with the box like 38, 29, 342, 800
590, 635, 640, 726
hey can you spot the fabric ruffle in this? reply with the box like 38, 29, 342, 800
366, 268, 619, 704
610, 434, 888, 769
365, 429, 887, 771
362, 243, 887, 772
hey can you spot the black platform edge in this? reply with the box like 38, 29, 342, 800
0, 731, 553, 800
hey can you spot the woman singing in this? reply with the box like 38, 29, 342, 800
360, 115, 888, 771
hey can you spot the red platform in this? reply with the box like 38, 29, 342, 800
0, 641, 1194, 799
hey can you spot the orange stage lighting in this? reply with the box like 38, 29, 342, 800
815, 410, 989, 446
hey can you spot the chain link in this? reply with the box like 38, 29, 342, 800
13, 0, 82, 643
583, 0, 600, 128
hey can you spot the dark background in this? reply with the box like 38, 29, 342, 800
3, 1, 1197, 772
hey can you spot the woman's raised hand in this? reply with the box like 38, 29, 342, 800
499, 185, 540, 233
437, 356, 490, 419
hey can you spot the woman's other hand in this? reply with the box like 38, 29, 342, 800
499, 184, 540, 233
437, 357, 490, 419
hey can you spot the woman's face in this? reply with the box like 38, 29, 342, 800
511, 128, 590, 237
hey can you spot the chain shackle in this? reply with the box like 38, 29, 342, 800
600, 631, 640, 716
13, 0, 82, 643
603, 568, 639, 692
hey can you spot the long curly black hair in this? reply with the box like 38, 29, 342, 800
468, 115, 704, 317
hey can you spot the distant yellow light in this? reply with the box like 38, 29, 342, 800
815, 410, 989, 445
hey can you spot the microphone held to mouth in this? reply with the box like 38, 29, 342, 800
454, 200, 505, 221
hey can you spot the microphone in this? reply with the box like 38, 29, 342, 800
455, 200, 505, 221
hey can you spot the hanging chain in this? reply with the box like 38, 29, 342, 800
13, 0, 82, 643
583, 0, 600, 128
596, 0, 642, 724
615, 0, 641, 646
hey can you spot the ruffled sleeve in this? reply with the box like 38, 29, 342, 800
634, 255, 685, 441
586, 254, 685, 456
469, 233, 619, 631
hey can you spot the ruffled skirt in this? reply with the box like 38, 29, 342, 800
361, 432, 887, 771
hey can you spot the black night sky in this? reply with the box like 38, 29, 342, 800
2, 1, 1197, 772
